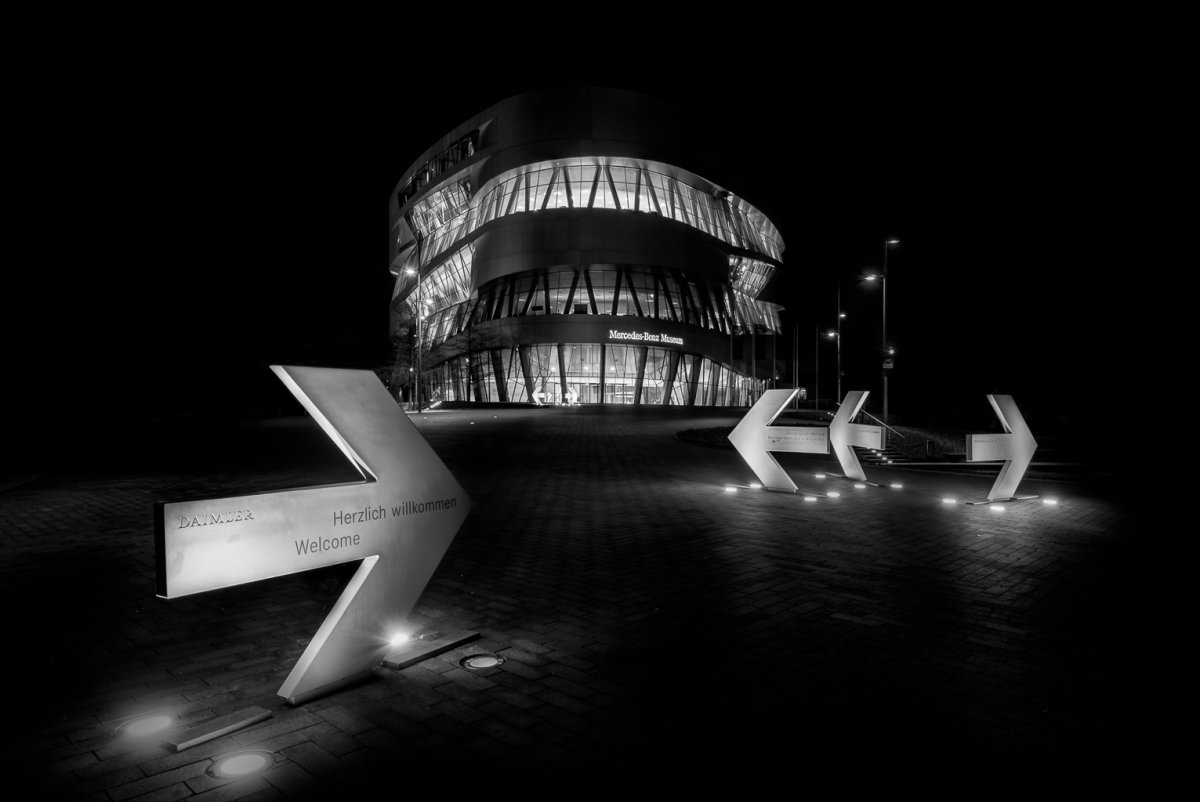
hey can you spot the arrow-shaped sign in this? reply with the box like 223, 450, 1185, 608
966, 394, 1038, 502
532, 390, 546, 405
154, 366, 471, 705
565, 386, 578, 405
828, 390, 883, 483
729, 388, 830, 492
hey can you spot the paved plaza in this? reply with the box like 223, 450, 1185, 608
1, 406, 1154, 798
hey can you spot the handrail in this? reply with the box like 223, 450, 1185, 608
858, 409, 904, 439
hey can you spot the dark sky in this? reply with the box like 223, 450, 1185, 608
10, 61, 1136, 464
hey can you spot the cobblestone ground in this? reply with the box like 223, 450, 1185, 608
0, 407, 1155, 798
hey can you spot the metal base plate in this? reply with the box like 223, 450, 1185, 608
824, 472, 881, 487
382, 629, 480, 670
965, 494, 1040, 506
164, 706, 273, 751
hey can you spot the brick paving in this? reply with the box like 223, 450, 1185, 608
0, 406, 1155, 797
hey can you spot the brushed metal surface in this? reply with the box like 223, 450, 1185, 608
155, 366, 471, 704
967, 394, 1038, 501
828, 391, 883, 483
729, 389, 828, 492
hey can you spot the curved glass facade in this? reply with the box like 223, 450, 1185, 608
396, 156, 782, 271
389, 91, 787, 407
410, 264, 782, 356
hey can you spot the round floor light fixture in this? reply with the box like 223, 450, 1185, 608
118, 714, 174, 737
207, 750, 274, 779
461, 653, 505, 671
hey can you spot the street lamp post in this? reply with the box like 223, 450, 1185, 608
812, 326, 818, 410
404, 260, 423, 412
836, 287, 846, 402
826, 328, 839, 399
866, 238, 900, 423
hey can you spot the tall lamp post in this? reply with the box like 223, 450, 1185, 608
865, 238, 900, 422
830, 286, 849, 401
826, 328, 839, 400
812, 326, 819, 411
404, 263, 423, 412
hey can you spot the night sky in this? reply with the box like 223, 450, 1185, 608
10, 62, 1135, 468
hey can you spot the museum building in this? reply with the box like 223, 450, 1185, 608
388, 88, 785, 406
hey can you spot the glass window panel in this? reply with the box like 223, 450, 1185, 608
559, 342, 601, 404
627, 269, 657, 319
566, 164, 586, 208
546, 270, 571, 314
604, 344, 639, 404
614, 272, 633, 316
670, 354, 690, 406
545, 168, 567, 210
500, 347, 527, 403
469, 352, 492, 403
527, 344, 561, 404
642, 347, 668, 405
594, 166, 615, 210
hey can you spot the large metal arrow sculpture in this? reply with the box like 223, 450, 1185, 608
154, 366, 471, 705
729, 389, 830, 492
966, 394, 1038, 502
730, 389, 887, 491
828, 390, 884, 483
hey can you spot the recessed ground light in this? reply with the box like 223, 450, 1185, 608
889, 483, 903, 489
461, 654, 504, 670
942, 498, 957, 504
803, 496, 817, 502
854, 483, 867, 489
827, 491, 841, 498
990, 504, 1005, 512
814, 473, 826, 479
724, 486, 737, 493
1043, 499, 1058, 506
207, 750, 273, 779
389, 632, 410, 648
749, 482, 762, 490
118, 714, 174, 737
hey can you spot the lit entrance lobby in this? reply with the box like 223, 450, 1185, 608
429, 341, 758, 406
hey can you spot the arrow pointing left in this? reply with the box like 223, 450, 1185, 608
729, 389, 830, 492
828, 390, 883, 483
154, 366, 471, 704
